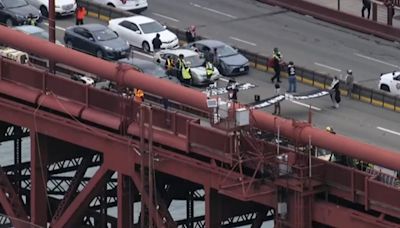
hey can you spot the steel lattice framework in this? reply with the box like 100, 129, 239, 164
0, 26, 399, 228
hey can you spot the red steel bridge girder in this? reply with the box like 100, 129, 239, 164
0, 26, 400, 228
0, 26, 399, 171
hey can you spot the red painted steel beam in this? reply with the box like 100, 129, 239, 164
312, 201, 399, 228
0, 166, 29, 228
52, 165, 113, 228
0, 26, 399, 171
117, 173, 133, 228
30, 132, 48, 227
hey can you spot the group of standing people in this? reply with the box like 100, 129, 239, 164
362, 0, 396, 20
270, 47, 354, 112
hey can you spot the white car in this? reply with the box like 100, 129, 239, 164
26, 0, 76, 17
108, 15, 179, 52
154, 49, 220, 86
90, 0, 147, 12
379, 71, 400, 96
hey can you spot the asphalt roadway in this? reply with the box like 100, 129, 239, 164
35, 13, 400, 154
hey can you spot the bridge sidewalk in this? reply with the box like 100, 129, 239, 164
302, 0, 400, 28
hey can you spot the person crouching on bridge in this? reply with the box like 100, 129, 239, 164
75, 6, 87, 25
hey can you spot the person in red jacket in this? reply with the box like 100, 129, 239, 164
75, 6, 87, 25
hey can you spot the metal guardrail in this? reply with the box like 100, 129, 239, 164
76, 0, 400, 112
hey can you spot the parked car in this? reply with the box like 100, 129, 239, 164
118, 58, 180, 84
379, 71, 400, 96
187, 40, 249, 76
64, 24, 131, 60
108, 15, 179, 52
90, 0, 147, 13
14, 25, 63, 45
26, 0, 76, 17
0, 0, 42, 27
153, 49, 220, 86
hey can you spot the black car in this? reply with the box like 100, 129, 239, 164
64, 24, 131, 60
118, 58, 180, 84
187, 40, 250, 76
0, 0, 41, 27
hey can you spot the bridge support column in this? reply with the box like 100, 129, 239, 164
205, 187, 221, 228
118, 173, 134, 228
30, 131, 48, 227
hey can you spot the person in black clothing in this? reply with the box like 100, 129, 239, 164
226, 79, 238, 101
362, 0, 371, 19
152, 33, 162, 52
185, 25, 196, 43
271, 48, 282, 83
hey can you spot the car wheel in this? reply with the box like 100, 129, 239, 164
5, 18, 13, 27
107, 3, 115, 7
96, 50, 104, 59
40, 6, 49, 18
380, 84, 390, 92
142, 42, 150, 53
65, 40, 73, 48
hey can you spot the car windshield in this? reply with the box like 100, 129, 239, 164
143, 64, 167, 77
216, 45, 237, 57
3, 0, 28, 8
92, 29, 118, 41
140, 21, 165, 34
185, 54, 205, 67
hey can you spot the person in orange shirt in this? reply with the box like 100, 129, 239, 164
134, 88, 144, 103
75, 6, 87, 25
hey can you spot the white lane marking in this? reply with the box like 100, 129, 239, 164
152, 13, 179, 22
229, 36, 257, 46
219, 78, 229, 82
190, 3, 238, 19
43, 22, 66, 31
290, 100, 322, 111
377, 126, 400, 136
314, 62, 342, 72
354, 53, 400, 68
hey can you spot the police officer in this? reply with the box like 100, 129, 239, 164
165, 56, 174, 75
181, 62, 192, 85
205, 61, 214, 79
177, 54, 186, 80
26, 13, 37, 26
271, 48, 282, 83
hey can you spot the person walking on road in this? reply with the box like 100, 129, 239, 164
287, 61, 297, 93
152, 33, 162, 53
329, 76, 341, 109
271, 48, 282, 83
345, 69, 354, 97
75, 6, 87, 25
273, 83, 281, 115
362, 0, 372, 19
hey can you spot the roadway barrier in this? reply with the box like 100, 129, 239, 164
257, 0, 400, 41
75, 0, 400, 112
